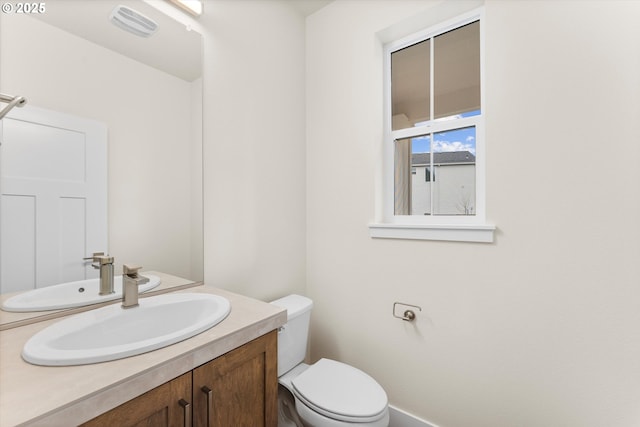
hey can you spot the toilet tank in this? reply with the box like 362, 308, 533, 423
270, 294, 313, 376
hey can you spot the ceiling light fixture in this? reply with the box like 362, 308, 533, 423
109, 5, 159, 38
167, 0, 203, 17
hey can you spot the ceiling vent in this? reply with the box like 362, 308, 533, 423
109, 5, 158, 38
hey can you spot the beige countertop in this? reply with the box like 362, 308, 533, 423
0, 285, 287, 427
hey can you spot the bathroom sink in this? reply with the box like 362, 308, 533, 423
22, 292, 231, 366
1, 275, 161, 312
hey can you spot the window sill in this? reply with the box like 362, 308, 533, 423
369, 223, 495, 243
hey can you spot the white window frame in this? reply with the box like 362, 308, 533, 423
369, 8, 495, 243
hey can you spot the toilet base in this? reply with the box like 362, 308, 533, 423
278, 385, 304, 427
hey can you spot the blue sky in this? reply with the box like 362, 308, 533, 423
411, 110, 479, 155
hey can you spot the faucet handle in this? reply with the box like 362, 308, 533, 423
123, 264, 143, 276
94, 255, 114, 265
84, 252, 113, 269
83, 252, 105, 261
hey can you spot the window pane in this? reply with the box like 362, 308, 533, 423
394, 137, 412, 215
432, 127, 476, 215
391, 40, 430, 131
410, 136, 432, 215
434, 21, 480, 119
395, 135, 434, 215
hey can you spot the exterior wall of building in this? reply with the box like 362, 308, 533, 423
412, 163, 476, 215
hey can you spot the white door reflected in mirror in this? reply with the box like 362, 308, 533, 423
0, 107, 108, 294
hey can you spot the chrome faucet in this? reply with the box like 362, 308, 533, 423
121, 264, 150, 309
83, 252, 115, 295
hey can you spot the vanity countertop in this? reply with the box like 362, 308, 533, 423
0, 286, 287, 427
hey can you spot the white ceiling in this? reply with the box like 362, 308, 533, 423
285, 0, 333, 17
29, 0, 332, 82
32, 0, 202, 82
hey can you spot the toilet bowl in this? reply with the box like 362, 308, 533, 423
271, 295, 389, 427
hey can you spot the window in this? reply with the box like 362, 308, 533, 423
370, 9, 495, 242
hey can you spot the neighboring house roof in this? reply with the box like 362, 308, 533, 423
412, 151, 475, 166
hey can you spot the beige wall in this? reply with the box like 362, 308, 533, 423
200, 0, 307, 300
306, 1, 640, 426
0, 14, 198, 279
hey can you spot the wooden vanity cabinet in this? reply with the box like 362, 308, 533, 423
193, 330, 278, 427
82, 330, 277, 427
81, 372, 192, 427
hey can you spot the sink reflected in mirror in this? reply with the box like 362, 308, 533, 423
1, 275, 161, 312
22, 293, 231, 366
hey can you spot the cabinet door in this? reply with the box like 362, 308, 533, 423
193, 330, 277, 427
81, 372, 192, 427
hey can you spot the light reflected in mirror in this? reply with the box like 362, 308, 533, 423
0, 0, 203, 328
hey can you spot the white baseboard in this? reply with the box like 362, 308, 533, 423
389, 405, 439, 427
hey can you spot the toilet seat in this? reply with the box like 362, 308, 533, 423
291, 358, 388, 423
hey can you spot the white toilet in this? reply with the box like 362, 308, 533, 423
271, 294, 390, 427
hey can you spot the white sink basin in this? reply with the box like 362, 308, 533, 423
1, 275, 161, 312
22, 292, 231, 366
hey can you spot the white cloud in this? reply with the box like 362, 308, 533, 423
433, 139, 476, 155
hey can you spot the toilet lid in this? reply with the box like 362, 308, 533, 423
291, 358, 388, 422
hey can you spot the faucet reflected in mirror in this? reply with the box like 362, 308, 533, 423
0, 0, 204, 328
83, 253, 115, 296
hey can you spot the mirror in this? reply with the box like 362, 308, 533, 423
0, 0, 203, 328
